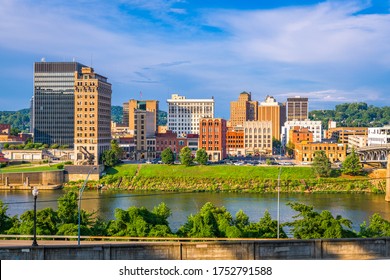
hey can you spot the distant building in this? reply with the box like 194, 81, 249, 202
226, 126, 244, 156
294, 142, 347, 163
281, 120, 322, 146
230, 92, 258, 127
289, 126, 313, 145
32, 61, 86, 146
123, 99, 159, 133
156, 130, 178, 157
74, 67, 112, 165
244, 121, 273, 155
199, 118, 227, 161
258, 95, 286, 141
133, 110, 157, 160
327, 127, 368, 144
167, 94, 214, 136
348, 135, 368, 149
368, 126, 390, 146
286, 96, 308, 121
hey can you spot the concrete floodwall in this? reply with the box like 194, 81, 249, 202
1, 238, 389, 260
0, 170, 64, 189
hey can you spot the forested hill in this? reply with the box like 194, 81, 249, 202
309, 102, 390, 129
2, 102, 388, 133
0, 106, 168, 132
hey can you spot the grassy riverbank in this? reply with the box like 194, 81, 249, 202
0, 163, 63, 173
90, 164, 384, 193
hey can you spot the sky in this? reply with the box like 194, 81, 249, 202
0, 0, 390, 118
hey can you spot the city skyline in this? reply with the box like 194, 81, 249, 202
1, 0, 390, 118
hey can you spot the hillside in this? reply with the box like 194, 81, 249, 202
309, 102, 390, 129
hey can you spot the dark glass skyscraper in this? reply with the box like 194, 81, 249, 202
32, 62, 86, 146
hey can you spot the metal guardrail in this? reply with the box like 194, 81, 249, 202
0, 234, 280, 242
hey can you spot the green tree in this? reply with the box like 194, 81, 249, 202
286, 140, 295, 158
195, 148, 208, 165
311, 150, 332, 177
284, 202, 356, 239
0, 201, 13, 233
342, 148, 363, 176
161, 147, 175, 164
242, 210, 287, 238
3, 143, 9, 149
111, 139, 125, 159
101, 149, 119, 167
180, 146, 193, 166
106, 203, 173, 237
359, 213, 390, 237
50, 144, 59, 149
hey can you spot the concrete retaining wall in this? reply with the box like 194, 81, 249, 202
0, 170, 64, 189
1, 238, 389, 260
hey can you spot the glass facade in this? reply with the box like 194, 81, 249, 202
32, 62, 86, 146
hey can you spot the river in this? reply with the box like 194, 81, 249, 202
1, 190, 390, 233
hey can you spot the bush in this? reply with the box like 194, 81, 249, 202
56, 164, 64, 169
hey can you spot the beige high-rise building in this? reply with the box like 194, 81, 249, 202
123, 99, 159, 132
230, 92, 258, 127
258, 95, 286, 141
74, 67, 112, 165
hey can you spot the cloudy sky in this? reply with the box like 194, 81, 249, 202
0, 0, 389, 118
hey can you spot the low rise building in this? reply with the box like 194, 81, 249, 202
226, 126, 244, 156
244, 121, 273, 155
289, 126, 313, 146
294, 141, 347, 163
327, 127, 368, 144
348, 135, 368, 149
281, 120, 322, 146
368, 126, 390, 146
199, 118, 227, 161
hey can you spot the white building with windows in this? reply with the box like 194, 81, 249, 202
281, 120, 322, 145
244, 121, 273, 155
368, 126, 390, 146
167, 94, 214, 136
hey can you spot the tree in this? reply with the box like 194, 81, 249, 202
359, 213, 390, 237
286, 140, 295, 158
101, 149, 119, 167
0, 201, 13, 233
195, 148, 208, 165
284, 202, 356, 239
111, 139, 125, 159
311, 150, 332, 177
180, 146, 193, 166
161, 147, 175, 164
342, 148, 363, 176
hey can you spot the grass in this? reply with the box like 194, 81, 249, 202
105, 164, 139, 177
0, 163, 63, 173
111, 164, 317, 180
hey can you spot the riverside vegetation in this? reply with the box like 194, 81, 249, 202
0, 191, 389, 239
63, 164, 385, 194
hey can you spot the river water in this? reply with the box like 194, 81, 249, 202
1, 190, 390, 233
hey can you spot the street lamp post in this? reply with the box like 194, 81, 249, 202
277, 167, 282, 239
78, 166, 97, 246
32, 187, 39, 246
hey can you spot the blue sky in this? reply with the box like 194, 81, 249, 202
0, 0, 390, 118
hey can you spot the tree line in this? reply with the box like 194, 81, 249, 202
0, 191, 389, 239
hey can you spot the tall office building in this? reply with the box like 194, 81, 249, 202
230, 92, 258, 127
167, 94, 214, 136
123, 99, 159, 132
32, 61, 86, 146
286, 96, 308, 121
74, 67, 112, 165
258, 95, 286, 141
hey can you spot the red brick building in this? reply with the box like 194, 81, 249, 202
199, 118, 227, 161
